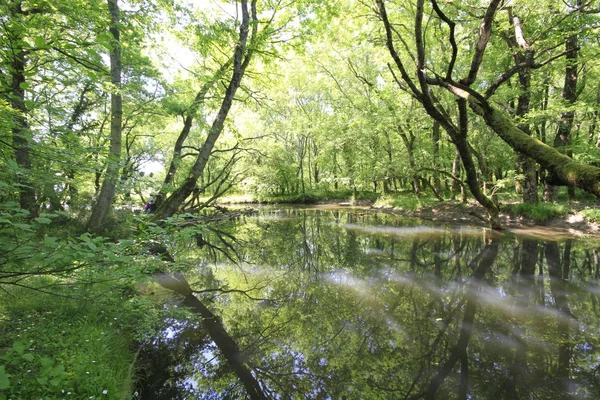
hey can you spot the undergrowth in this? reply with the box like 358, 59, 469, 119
580, 207, 600, 223
0, 282, 160, 400
505, 203, 572, 223
374, 193, 440, 211
254, 189, 379, 204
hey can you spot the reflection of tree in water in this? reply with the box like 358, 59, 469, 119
137, 318, 209, 399
140, 209, 600, 399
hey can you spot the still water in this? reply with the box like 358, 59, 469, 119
139, 206, 600, 399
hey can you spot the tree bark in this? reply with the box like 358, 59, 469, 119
548, 31, 579, 200
468, 99, 600, 198
87, 0, 122, 232
7, 1, 38, 217
508, 11, 538, 203
432, 121, 442, 198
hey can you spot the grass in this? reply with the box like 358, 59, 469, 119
0, 283, 149, 400
580, 207, 600, 223
374, 193, 440, 211
223, 189, 380, 204
504, 202, 572, 223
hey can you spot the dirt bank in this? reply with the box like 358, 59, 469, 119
366, 201, 600, 237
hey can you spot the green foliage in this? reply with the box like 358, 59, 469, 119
0, 287, 159, 399
375, 193, 440, 211
255, 189, 378, 204
0, 198, 160, 399
506, 202, 572, 223
580, 207, 600, 223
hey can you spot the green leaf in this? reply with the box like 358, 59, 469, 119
18, 82, 30, 90
0, 366, 11, 390
39, 357, 53, 368
12, 223, 32, 231
21, 353, 35, 362
34, 217, 52, 224
12, 341, 29, 355
49, 377, 62, 386
34, 36, 45, 48
51, 365, 65, 377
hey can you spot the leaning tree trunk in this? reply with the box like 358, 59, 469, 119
157, 59, 233, 208
87, 0, 122, 232
469, 99, 600, 197
151, 0, 254, 221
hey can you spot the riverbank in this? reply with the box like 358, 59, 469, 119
218, 194, 600, 236
364, 200, 600, 236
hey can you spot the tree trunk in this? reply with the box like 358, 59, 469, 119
507, 11, 538, 203
545, 32, 579, 200
377, 0, 500, 228
454, 100, 500, 227
398, 125, 420, 194
432, 121, 442, 198
87, 0, 122, 232
8, 2, 37, 217
152, 0, 254, 220
469, 99, 600, 198
451, 149, 461, 201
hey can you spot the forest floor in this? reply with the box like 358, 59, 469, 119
360, 200, 600, 237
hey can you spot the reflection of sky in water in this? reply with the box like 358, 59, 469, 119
343, 223, 484, 237
144, 207, 600, 399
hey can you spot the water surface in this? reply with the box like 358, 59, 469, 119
139, 206, 600, 399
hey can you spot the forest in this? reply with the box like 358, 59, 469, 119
1, 0, 600, 399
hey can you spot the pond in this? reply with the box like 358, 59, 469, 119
138, 206, 600, 399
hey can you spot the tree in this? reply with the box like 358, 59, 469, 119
151, 0, 257, 220
87, 0, 123, 232
374, 0, 600, 228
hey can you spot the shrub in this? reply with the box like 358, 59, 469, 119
508, 203, 572, 223
580, 207, 600, 223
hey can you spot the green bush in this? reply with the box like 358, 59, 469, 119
507, 203, 572, 223
255, 189, 379, 204
375, 193, 439, 211
580, 207, 600, 223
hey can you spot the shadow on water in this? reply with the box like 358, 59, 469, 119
137, 207, 600, 399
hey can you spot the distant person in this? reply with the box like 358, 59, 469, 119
143, 199, 155, 214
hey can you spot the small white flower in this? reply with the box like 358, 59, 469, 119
86, 371, 90, 374
102, 390, 108, 394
